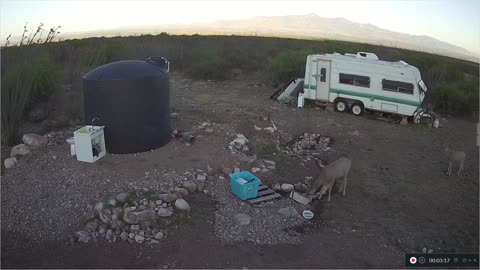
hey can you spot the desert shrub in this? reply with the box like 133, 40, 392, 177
29, 58, 61, 107
186, 49, 231, 80
267, 49, 313, 83
1, 64, 34, 145
430, 79, 479, 116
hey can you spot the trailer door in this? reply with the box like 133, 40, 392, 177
312, 59, 331, 101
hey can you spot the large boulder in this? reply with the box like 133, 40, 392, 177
123, 209, 156, 225
22, 134, 48, 147
10, 144, 31, 157
174, 198, 191, 212
181, 180, 197, 193
4, 157, 17, 169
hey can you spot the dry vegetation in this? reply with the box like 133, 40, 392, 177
1, 33, 479, 146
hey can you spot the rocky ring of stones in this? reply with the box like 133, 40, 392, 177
283, 133, 333, 159
74, 173, 205, 245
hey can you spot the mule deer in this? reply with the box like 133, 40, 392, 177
306, 157, 352, 201
445, 147, 466, 176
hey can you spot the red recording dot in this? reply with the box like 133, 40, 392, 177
410, 257, 417, 264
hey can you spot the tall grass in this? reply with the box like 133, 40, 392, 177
1, 64, 34, 145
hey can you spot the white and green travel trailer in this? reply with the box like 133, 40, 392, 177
294, 52, 429, 121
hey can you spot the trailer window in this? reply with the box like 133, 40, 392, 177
320, 68, 326, 82
382, 79, 414, 94
339, 73, 370, 88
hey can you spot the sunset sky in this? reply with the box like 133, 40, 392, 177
1, 0, 479, 54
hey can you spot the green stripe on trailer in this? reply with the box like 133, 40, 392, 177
303, 84, 419, 106
330, 88, 420, 106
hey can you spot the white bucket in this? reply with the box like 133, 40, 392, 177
297, 93, 305, 108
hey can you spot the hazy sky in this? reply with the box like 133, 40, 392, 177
1, 0, 479, 54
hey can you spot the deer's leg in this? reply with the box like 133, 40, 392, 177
343, 175, 347, 196
447, 161, 452, 175
458, 160, 464, 176
327, 180, 335, 201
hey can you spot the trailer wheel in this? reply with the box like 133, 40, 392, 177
351, 102, 364, 116
334, 99, 347, 112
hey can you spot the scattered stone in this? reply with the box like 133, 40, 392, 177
98, 228, 106, 235
196, 174, 207, 181
85, 221, 99, 232
140, 221, 152, 230
205, 128, 214, 133
157, 193, 177, 203
267, 166, 276, 170
272, 183, 282, 192
4, 157, 17, 169
155, 200, 163, 206
281, 183, 294, 192
138, 230, 145, 237
170, 112, 179, 118
260, 168, 269, 173
264, 127, 275, 134
154, 232, 164, 240
120, 232, 129, 241
422, 247, 427, 254
129, 232, 135, 239
93, 202, 104, 216
264, 160, 276, 166
130, 224, 141, 232
99, 209, 112, 224
75, 230, 91, 243
222, 167, 233, 175
10, 144, 31, 157
428, 249, 433, 254
150, 239, 160, 244
22, 133, 48, 147
135, 235, 145, 243
105, 229, 113, 241
251, 167, 261, 173
108, 199, 117, 207
234, 213, 251, 226
234, 167, 241, 173
157, 207, 174, 217
294, 182, 308, 192
278, 207, 298, 217
175, 187, 189, 198
182, 180, 197, 193
138, 205, 147, 211
116, 193, 128, 203
174, 198, 191, 212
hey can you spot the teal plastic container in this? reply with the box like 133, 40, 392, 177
229, 171, 260, 200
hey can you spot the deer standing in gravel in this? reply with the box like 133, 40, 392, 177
306, 157, 352, 201
445, 147, 466, 176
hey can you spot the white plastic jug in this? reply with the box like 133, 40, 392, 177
297, 93, 305, 108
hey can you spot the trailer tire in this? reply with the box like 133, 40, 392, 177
334, 99, 348, 113
351, 102, 364, 116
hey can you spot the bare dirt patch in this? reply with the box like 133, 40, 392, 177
2, 72, 478, 268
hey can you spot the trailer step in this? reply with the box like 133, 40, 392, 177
247, 183, 282, 204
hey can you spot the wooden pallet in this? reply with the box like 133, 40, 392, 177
247, 184, 281, 204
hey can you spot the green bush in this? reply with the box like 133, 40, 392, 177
186, 49, 231, 80
430, 79, 479, 116
29, 59, 60, 107
267, 49, 313, 83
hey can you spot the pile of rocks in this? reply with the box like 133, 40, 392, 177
251, 159, 276, 174
197, 121, 222, 134
4, 134, 49, 169
74, 175, 205, 245
284, 133, 332, 159
228, 134, 250, 153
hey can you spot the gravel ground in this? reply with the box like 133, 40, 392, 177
1, 135, 190, 246
208, 174, 311, 246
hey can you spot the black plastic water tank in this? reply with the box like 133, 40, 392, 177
83, 57, 170, 154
